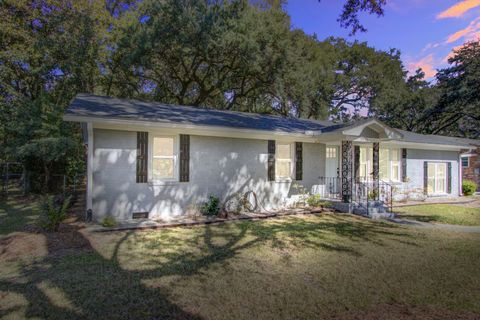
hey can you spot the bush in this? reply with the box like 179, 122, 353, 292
306, 194, 330, 208
41, 195, 71, 232
462, 180, 478, 196
201, 195, 220, 216
102, 216, 117, 228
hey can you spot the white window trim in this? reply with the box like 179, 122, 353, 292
148, 134, 179, 184
379, 148, 401, 183
427, 162, 448, 195
359, 146, 373, 181
275, 142, 295, 182
461, 156, 470, 168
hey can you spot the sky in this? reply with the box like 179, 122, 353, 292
285, 0, 480, 79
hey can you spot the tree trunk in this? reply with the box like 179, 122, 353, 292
44, 163, 50, 193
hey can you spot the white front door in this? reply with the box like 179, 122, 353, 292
326, 146, 339, 178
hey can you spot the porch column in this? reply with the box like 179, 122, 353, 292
341, 141, 353, 202
372, 142, 380, 200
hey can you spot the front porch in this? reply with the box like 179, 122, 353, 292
313, 120, 408, 218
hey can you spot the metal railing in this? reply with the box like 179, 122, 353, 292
352, 178, 393, 214
313, 177, 341, 200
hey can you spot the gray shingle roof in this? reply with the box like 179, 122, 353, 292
397, 130, 477, 148
66, 93, 337, 134
65, 94, 479, 148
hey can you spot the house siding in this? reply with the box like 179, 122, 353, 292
92, 129, 325, 221
399, 148, 460, 199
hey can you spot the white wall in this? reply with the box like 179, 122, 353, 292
397, 148, 460, 199
92, 129, 325, 221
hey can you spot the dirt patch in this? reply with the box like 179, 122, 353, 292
0, 232, 48, 261
329, 303, 480, 320
0, 217, 92, 261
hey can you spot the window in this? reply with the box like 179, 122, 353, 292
326, 147, 337, 159
359, 147, 373, 180
390, 149, 400, 181
462, 157, 469, 168
379, 148, 401, 181
152, 136, 176, 180
276, 143, 293, 180
427, 162, 447, 194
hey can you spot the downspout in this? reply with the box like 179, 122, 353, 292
459, 152, 462, 196
86, 122, 94, 219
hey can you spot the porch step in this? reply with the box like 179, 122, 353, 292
353, 201, 394, 220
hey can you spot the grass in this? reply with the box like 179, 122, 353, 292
0, 196, 479, 319
395, 204, 480, 226
0, 195, 42, 236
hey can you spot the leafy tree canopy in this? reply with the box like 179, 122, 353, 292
0, 0, 478, 192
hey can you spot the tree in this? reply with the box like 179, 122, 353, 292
0, 0, 113, 189
329, 38, 406, 121
320, 0, 387, 35
435, 41, 480, 138
370, 69, 440, 132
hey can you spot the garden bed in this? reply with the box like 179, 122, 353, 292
90, 206, 337, 232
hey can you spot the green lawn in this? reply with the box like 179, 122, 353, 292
1, 197, 479, 319
395, 203, 480, 226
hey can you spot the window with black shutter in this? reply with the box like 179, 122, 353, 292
295, 142, 303, 181
179, 134, 190, 182
268, 140, 275, 181
401, 148, 407, 182
447, 162, 452, 193
423, 161, 428, 194
136, 132, 148, 183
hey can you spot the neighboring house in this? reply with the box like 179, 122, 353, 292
64, 94, 478, 221
461, 148, 480, 191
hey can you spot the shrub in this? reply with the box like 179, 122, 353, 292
41, 195, 71, 232
367, 190, 378, 201
102, 216, 117, 228
462, 180, 477, 196
201, 195, 220, 216
306, 194, 330, 208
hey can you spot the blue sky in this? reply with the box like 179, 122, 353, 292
286, 0, 480, 78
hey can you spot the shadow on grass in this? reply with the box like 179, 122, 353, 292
0, 194, 42, 236
396, 213, 442, 223
0, 213, 414, 319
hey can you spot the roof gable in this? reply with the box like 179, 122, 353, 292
339, 119, 403, 140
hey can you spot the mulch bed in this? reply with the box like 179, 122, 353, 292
94, 207, 337, 232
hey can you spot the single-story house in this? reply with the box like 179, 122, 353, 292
64, 94, 478, 221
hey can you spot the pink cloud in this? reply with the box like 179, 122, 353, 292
407, 54, 437, 78
443, 43, 470, 63
446, 16, 480, 43
437, 0, 480, 19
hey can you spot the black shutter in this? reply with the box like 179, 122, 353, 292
179, 134, 190, 182
136, 132, 148, 183
354, 146, 360, 181
268, 140, 275, 181
295, 142, 303, 181
423, 161, 428, 194
401, 148, 407, 182
447, 162, 452, 193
